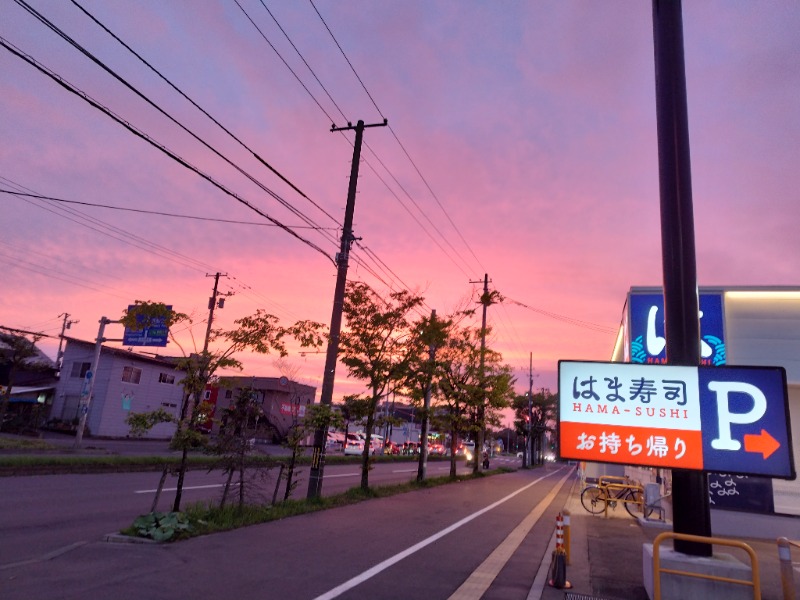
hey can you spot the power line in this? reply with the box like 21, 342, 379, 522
14, 0, 337, 244
256, 0, 349, 124
0, 35, 334, 264
67, 0, 339, 226
0, 189, 335, 230
309, 0, 486, 274
503, 296, 618, 334
0, 177, 217, 273
238, 1, 475, 284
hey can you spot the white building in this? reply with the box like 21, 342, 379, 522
605, 286, 800, 538
52, 338, 185, 439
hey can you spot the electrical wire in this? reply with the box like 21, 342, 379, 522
503, 296, 617, 334
0, 35, 334, 264
68, 0, 339, 226
13, 0, 337, 247
309, 0, 486, 274
0, 189, 335, 230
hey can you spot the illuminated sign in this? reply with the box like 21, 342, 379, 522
629, 293, 726, 366
558, 361, 794, 479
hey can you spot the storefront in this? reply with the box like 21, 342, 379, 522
610, 286, 800, 537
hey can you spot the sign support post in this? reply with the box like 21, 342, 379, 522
74, 316, 119, 448
652, 0, 711, 556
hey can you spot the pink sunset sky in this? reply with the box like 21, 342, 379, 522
2, 1, 798, 424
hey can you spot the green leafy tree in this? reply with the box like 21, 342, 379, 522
210, 387, 264, 510
282, 403, 343, 500
434, 325, 480, 478
401, 310, 453, 481
434, 324, 515, 476
339, 281, 424, 490
121, 301, 325, 511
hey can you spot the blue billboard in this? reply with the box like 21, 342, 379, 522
629, 292, 726, 366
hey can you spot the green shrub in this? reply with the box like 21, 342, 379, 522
132, 511, 193, 542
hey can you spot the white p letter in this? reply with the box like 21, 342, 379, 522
708, 381, 766, 450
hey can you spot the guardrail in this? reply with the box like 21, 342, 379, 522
778, 537, 800, 600
652, 531, 760, 599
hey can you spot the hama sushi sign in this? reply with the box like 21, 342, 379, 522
558, 361, 795, 479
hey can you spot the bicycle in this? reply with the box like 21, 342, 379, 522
580, 475, 649, 518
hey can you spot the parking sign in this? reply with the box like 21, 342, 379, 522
558, 361, 795, 479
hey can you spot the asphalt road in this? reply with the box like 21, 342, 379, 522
2, 464, 572, 600
0, 458, 513, 567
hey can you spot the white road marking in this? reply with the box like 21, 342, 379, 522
448, 470, 572, 599
0, 541, 88, 571
313, 468, 566, 600
323, 473, 359, 478
134, 483, 237, 494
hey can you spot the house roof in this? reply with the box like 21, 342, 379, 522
0, 332, 57, 370
63, 337, 184, 370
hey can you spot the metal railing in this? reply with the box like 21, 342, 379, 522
652, 531, 760, 600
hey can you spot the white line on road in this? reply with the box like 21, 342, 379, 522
0, 541, 88, 571
313, 467, 565, 600
448, 469, 572, 599
134, 483, 238, 494
323, 473, 359, 478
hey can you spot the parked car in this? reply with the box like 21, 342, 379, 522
384, 441, 401, 455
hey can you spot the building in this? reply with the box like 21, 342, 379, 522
206, 376, 316, 443
51, 338, 185, 439
604, 286, 800, 538
0, 331, 59, 432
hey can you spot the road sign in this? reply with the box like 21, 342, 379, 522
123, 304, 171, 347
558, 361, 795, 479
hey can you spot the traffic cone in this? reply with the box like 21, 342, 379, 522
548, 513, 572, 589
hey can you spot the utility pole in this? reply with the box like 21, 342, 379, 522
417, 309, 437, 482
56, 312, 78, 374
527, 352, 534, 468
652, 0, 710, 557
203, 272, 228, 354
307, 118, 388, 499
74, 316, 120, 448
469, 273, 491, 474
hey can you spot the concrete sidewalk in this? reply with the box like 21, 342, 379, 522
536, 477, 790, 600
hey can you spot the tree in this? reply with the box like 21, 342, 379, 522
434, 324, 515, 476
338, 281, 424, 490
121, 301, 324, 511
401, 310, 453, 481
210, 386, 264, 510
0, 331, 45, 432
513, 389, 557, 466
271, 358, 343, 501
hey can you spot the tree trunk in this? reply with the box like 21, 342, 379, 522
172, 442, 189, 512
360, 398, 378, 490
284, 449, 297, 501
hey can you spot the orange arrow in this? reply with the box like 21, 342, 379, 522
744, 429, 780, 459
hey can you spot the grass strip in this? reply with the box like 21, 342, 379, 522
122, 467, 514, 541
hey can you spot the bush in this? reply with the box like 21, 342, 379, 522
131, 511, 193, 542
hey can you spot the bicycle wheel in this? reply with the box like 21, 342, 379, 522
581, 486, 606, 515
624, 488, 646, 518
